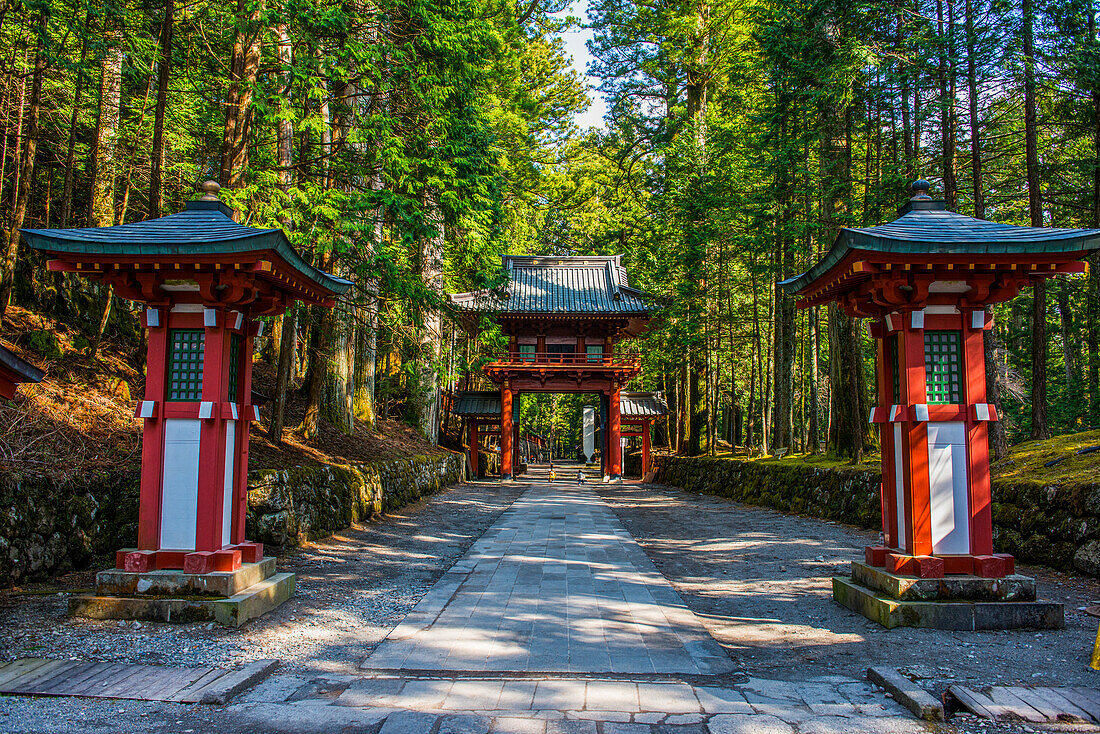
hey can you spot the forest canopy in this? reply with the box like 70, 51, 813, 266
0, 0, 1097, 460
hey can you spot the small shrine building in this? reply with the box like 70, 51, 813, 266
21, 182, 349, 625
781, 180, 1100, 628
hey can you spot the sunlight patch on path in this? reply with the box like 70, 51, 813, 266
361, 482, 734, 675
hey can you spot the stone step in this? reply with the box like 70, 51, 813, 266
851, 561, 1036, 602
832, 575, 1064, 630
70, 572, 295, 627
95, 557, 278, 598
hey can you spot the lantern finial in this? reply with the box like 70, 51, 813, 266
199, 180, 222, 202
911, 179, 932, 199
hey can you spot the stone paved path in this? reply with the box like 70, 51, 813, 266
362, 481, 733, 676
0, 471, 956, 733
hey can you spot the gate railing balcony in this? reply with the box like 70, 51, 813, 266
490, 351, 641, 368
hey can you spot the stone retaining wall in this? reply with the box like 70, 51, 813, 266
0, 452, 464, 586
0, 469, 141, 587
654, 455, 1100, 577
246, 452, 465, 547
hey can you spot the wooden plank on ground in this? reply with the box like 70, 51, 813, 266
0, 659, 50, 688
47, 663, 118, 695
1062, 688, 1100, 723
1, 661, 81, 694
68, 664, 141, 698
986, 688, 1049, 723
947, 686, 1003, 720
54, 663, 131, 697
112, 665, 171, 700
135, 666, 211, 702
167, 668, 228, 703
25, 662, 101, 696
1019, 687, 1093, 724
95, 665, 159, 699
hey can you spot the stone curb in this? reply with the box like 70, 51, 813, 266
866, 666, 944, 721
199, 659, 281, 704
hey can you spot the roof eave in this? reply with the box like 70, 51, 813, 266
781, 228, 1100, 296
0, 345, 45, 384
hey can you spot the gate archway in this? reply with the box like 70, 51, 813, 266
449, 255, 662, 481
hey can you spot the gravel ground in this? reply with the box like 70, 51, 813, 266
596, 481, 1100, 695
0, 479, 526, 676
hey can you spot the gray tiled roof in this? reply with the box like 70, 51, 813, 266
0, 344, 45, 384
21, 201, 351, 295
781, 197, 1100, 295
452, 391, 502, 416
451, 255, 652, 314
621, 392, 668, 417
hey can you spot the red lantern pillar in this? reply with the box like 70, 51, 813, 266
865, 307, 1007, 579
501, 382, 513, 480
469, 420, 479, 478
124, 305, 263, 574
609, 385, 622, 480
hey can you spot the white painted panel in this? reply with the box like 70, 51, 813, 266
582, 407, 595, 462
893, 423, 906, 550
222, 421, 237, 547
160, 419, 200, 550
927, 421, 970, 555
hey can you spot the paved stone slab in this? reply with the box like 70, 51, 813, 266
363, 483, 733, 675
708, 713, 795, 734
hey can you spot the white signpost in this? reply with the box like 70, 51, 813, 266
582, 406, 595, 463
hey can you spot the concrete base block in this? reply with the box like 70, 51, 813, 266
832, 576, 1064, 630
95, 557, 277, 598
70, 572, 295, 628
851, 561, 1037, 602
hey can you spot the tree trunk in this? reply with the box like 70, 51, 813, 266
821, 96, 864, 460
89, 285, 113, 358
1089, 2, 1100, 425
60, 28, 89, 227
936, 0, 957, 210
220, 0, 264, 190
0, 9, 45, 321
8, 47, 27, 213
300, 305, 335, 441
985, 315, 1010, 458
1057, 283, 1078, 401
416, 184, 445, 443
964, 0, 984, 218
809, 306, 820, 453
1023, 0, 1049, 439
88, 36, 123, 227
268, 21, 295, 443
149, 0, 174, 218
268, 306, 296, 442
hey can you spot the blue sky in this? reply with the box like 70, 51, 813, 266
554, 0, 608, 130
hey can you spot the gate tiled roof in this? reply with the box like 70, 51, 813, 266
452, 392, 502, 417
450, 256, 652, 314
621, 392, 669, 417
